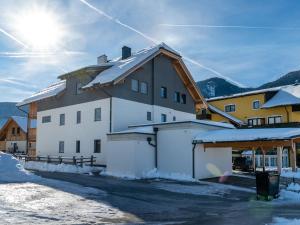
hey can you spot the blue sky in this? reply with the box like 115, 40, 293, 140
0, 0, 300, 101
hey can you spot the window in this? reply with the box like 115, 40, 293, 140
174, 92, 180, 103
17, 127, 20, 134
160, 87, 167, 98
12, 127, 15, 135
173, 116, 176, 121
252, 100, 260, 109
59, 141, 64, 153
225, 104, 236, 112
131, 79, 139, 92
292, 105, 300, 112
42, 116, 51, 123
181, 94, 186, 104
248, 118, 265, 126
94, 108, 101, 121
161, 114, 167, 122
268, 116, 282, 124
76, 82, 83, 95
147, 112, 152, 121
60, 114, 65, 126
140, 82, 148, 94
76, 140, 80, 153
94, 139, 101, 153
76, 111, 81, 124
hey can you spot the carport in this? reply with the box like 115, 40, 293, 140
193, 127, 300, 173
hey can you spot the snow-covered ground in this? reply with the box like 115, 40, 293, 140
270, 217, 300, 225
281, 168, 300, 179
0, 153, 134, 224
22, 160, 104, 174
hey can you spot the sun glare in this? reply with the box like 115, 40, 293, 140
12, 8, 65, 51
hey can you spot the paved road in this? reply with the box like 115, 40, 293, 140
35, 172, 300, 225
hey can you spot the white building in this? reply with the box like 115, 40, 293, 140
18, 43, 205, 165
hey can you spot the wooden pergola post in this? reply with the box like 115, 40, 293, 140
277, 146, 283, 174
252, 148, 256, 172
261, 147, 266, 172
290, 142, 297, 172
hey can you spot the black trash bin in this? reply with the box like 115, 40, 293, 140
255, 171, 280, 200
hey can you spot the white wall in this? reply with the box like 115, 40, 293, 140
106, 134, 155, 178
157, 125, 228, 178
195, 145, 232, 179
37, 99, 110, 164
112, 97, 195, 131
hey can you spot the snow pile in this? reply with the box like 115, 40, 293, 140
0, 153, 39, 182
101, 170, 138, 180
143, 169, 195, 182
286, 183, 300, 192
270, 217, 300, 225
23, 161, 104, 174
281, 168, 300, 179
278, 183, 300, 202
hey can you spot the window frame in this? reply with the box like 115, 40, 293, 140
76, 82, 83, 95
252, 100, 260, 110
42, 116, 51, 123
94, 139, 101, 153
268, 115, 282, 124
12, 127, 15, 135
161, 113, 167, 122
76, 140, 80, 153
224, 104, 236, 112
174, 91, 180, 103
160, 86, 167, 99
247, 117, 265, 126
147, 111, 152, 121
94, 108, 101, 121
17, 127, 20, 134
181, 94, 186, 104
140, 81, 148, 95
59, 141, 64, 153
76, 111, 81, 124
59, 113, 65, 126
131, 79, 139, 92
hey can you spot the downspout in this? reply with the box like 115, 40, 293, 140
147, 127, 158, 168
284, 106, 290, 123
100, 88, 112, 133
192, 142, 197, 179
17, 105, 29, 155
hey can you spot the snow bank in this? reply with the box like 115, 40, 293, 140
23, 161, 103, 174
143, 169, 195, 182
270, 217, 300, 225
281, 168, 300, 179
0, 153, 39, 182
286, 183, 300, 192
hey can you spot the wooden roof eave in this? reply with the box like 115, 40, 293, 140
197, 139, 294, 149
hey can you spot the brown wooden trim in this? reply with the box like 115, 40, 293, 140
203, 140, 292, 149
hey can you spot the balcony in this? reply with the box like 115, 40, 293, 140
196, 113, 212, 120
241, 122, 300, 129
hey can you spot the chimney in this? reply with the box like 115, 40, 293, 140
122, 46, 131, 60
97, 54, 107, 65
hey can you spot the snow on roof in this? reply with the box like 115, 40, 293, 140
0, 118, 7, 130
129, 120, 235, 129
262, 84, 300, 108
208, 104, 244, 125
83, 43, 179, 88
10, 116, 37, 132
194, 127, 300, 143
17, 80, 66, 106
207, 86, 282, 101
109, 126, 154, 135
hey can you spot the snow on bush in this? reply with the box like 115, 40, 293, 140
0, 152, 39, 182
23, 161, 103, 174
281, 168, 300, 179
278, 183, 300, 202
270, 217, 300, 225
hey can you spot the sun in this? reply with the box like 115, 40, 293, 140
11, 7, 65, 51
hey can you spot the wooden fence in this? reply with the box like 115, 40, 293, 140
16, 155, 98, 167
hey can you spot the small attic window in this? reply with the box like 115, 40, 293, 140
76, 82, 83, 95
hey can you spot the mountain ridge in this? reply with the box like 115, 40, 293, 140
197, 70, 300, 98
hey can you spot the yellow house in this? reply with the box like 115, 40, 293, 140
200, 84, 300, 127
